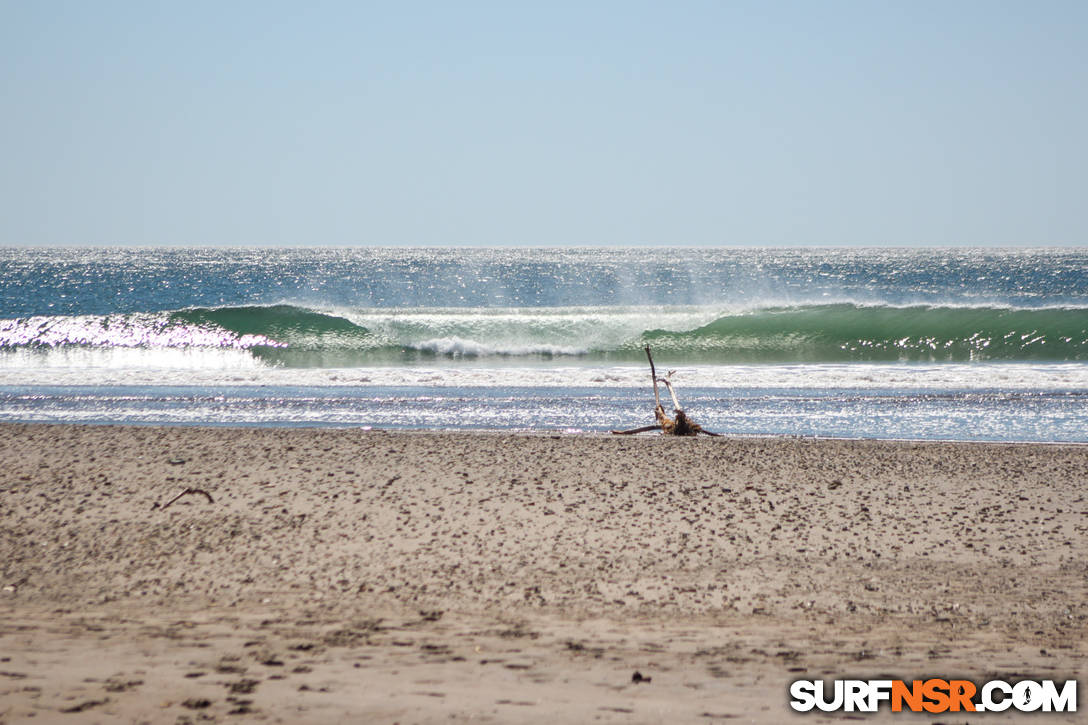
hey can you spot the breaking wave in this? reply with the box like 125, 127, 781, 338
1, 302, 1086, 366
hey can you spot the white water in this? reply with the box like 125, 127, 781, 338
2, 350, 1087, 392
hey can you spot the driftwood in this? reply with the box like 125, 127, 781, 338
611, 346, 721, 437
155, 487, 215, 511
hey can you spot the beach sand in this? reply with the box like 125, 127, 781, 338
1, 422, 1085, 723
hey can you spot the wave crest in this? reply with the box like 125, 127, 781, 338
1, 302, 1086, 365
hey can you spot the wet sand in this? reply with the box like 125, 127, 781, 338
1, 422, 1085, 723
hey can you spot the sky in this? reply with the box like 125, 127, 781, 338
1, 1, 1086, 246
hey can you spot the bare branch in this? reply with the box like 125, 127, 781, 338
610, 424, 663, 435
660, 374, 683, 411
156, 488, 215, 511
620, 345, 724, 437
644, 345, 663, 411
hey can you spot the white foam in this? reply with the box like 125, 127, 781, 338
411, 336, 590, 357
2, 356, 1086, 391
0, 346, 264, 372
0, 314, 279, 349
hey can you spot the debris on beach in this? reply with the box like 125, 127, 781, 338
611, 346, 721, 437
154, 487, 215, 511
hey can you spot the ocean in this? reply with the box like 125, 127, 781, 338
1, 247, 1085, 442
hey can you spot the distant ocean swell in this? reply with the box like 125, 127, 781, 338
2, 302, 1086, 366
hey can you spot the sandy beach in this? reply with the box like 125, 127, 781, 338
1, 422, 1085, 723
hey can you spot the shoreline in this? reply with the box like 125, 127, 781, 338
3, 418, 1088, 447
2, 422, 1085, 722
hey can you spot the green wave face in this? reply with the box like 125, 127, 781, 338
642, 304, 1088, 362
184, 302, 1088, 364
3, 303, 1087, 366
173, 304, 369, 341
172, 305, 371, 347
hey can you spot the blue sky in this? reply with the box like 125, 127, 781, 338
2, 1, 1086, 246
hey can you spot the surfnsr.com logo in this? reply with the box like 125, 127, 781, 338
790, 679, 1077, 713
